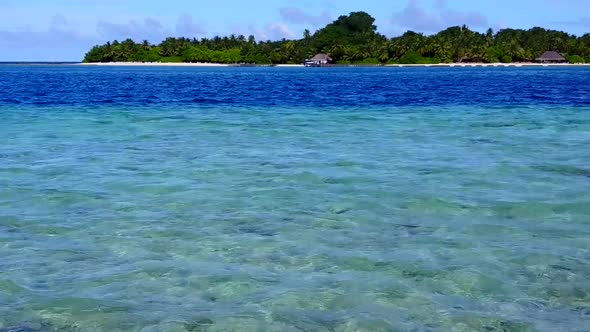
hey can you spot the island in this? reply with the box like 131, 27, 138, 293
83, 12, 590, 65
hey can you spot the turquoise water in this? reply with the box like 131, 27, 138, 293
1, 67, 590, 331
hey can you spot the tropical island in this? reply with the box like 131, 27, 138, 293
83, 12, 590, 65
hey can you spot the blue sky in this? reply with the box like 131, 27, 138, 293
0, 0, 589, 61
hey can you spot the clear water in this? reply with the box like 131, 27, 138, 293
1, 66, 589, 331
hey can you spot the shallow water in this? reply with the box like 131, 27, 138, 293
0, 66, 589, 331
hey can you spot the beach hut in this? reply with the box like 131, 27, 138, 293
304, 54, 333, 67
536, 51, 566, 63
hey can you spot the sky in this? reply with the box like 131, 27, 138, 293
0, 0, 589, 61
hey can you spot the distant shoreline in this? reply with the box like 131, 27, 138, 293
2, 62, 588, 68
387, 63, 590, 68
79, 62, 231, 67
0, 62, 80, 65
77, 62, 590, 68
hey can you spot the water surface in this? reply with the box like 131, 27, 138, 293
0, 66, 589, 331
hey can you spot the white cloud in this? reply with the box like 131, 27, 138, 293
242, 22, 296, 42
391, 0, 489, 33
96, 15, 206, 42
551, 17, 590, 28
0, 13, 208, 60
175, 14, 206, 37
279, 7, 332, 26
0, 14, 94, 48
97, 17, 168, 42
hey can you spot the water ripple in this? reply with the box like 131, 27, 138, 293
0, 66, 589, 331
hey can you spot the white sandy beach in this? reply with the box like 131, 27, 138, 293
386, 62, 590, 67
79, 62, 311, 67
79, 62, 231, 67
78, 62, 589, 67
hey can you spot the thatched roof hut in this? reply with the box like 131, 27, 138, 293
536, 51, 566, 63
305, 53, 333, 66
310, 53, 332, 62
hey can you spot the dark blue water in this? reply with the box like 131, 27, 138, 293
1, 65, 589, 107
1, 65, 589, 332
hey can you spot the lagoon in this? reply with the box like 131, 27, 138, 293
0, 66, 589, 331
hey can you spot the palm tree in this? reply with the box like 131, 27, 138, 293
327, 43, 346, 61
432, 36, 451, 61
248, 35, 256, 45
376, 44, 390, 63
419, 38, 435, 57
281, 41, 296, 62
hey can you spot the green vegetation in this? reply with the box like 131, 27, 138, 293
83, 12, 590, 64
567, 55, 585, 64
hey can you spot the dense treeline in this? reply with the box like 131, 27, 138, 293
83, 12, 590, 64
